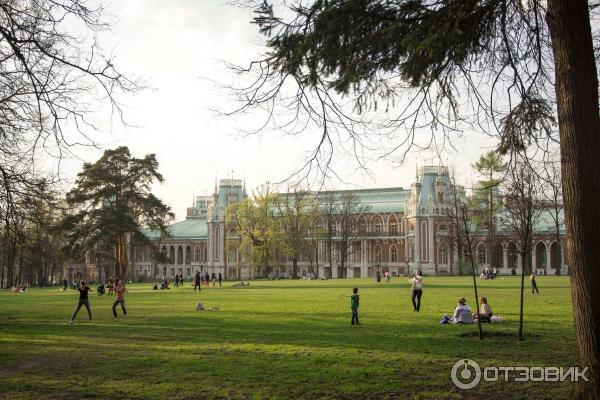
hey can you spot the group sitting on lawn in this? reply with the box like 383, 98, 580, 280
153, 278, 171, 290
442, 296, 499, 324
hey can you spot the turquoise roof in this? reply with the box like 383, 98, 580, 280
417, 170, 450, 211
143, 218, 208, 240
315, 187, 411, 214
470, 208, 566, 235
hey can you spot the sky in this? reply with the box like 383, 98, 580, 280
55, 0, 500, 221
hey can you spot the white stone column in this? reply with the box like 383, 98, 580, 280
220, 223, 225, 271
331, 243, 338, 279
502, 245, 508, 273
453, 245, 459, 275
207, 224, 213, 267
561, 240, 566, 273
404, 234, 409, 263
531, 243, 537, 273
414, 219, 421, 265
364, 241, 369, 277
428, 217, 434, 264
546, 243, 552, 273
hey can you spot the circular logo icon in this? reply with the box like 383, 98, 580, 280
451, 359, 481, 390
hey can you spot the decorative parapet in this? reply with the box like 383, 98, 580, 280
419, 166, 449, 176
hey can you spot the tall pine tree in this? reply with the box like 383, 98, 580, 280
63, 147, 173, 280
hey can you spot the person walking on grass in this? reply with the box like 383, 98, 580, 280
530, 272, 540, 294
194, 272, 201, 292
350, 287, 360, 325
112, 280, 128, 319
175, 273, 180, 288
409, 270, 423, 312
218, 273, 222, 287
70, 280, 93, 324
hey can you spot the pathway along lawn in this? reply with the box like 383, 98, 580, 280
0, 276, 577, 399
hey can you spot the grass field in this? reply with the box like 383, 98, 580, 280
0, 276, 578, 399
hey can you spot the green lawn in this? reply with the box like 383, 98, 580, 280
0, 276, 578, 399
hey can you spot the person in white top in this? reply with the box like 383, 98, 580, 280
453, 297, 473, 324
409, 270, 423, 312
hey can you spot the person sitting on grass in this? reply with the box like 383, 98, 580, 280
195, 302, 220, 311
452, 297, 473, 324
97, 284, 105, 296
233, 281, 250, 287
473, 297, 493, 323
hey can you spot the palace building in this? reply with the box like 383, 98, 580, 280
123, 166, 567, 281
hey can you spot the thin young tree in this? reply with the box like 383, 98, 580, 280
304, 200, 323, 279
472, 151, 507, 270
319, 192, 338, 278
455, 193, 485, 340
337, 193, 370, 276
541, 158, 564, 276
448, 168, 466, 276
502, 160, 543, 341
275, 189, 315, 279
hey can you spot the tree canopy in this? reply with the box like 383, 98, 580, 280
63, 147, 173, 279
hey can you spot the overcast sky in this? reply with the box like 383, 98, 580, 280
56, 0, 499, 221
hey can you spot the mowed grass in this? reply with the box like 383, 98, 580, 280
0, 276, 578, 399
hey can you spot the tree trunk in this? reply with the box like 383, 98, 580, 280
315, 239, 319, 278
5, 236, 16, 288
469, 253, 483, 340
0, 259, 4, 289
97, 256, 103, 284
122, 234, 129, 279
555, 212, 562, 276
518, 247, 527, 341
292, 256, 298, 279
547, 1, 600, 396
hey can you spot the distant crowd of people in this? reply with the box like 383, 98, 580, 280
51, 264, 543, 327
480, 266, 498, 279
